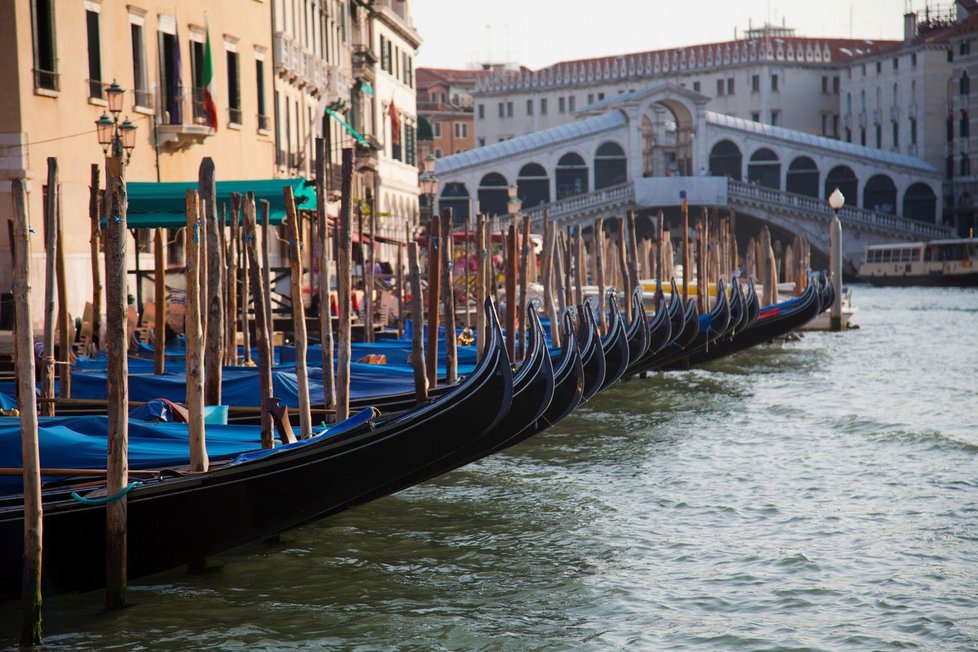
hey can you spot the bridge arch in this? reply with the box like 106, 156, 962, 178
824, 165, 858, 205
709, 139, 742, 179
863, 174, 897, 214
518, 163, 551, 207
595, 141, 627, 189
556, 152, 589, 200
747, 147, 781, 189
478, 172, 510, 217
439, 182, 471, 223
786, 156, 819, 197
902, 182, 937, 223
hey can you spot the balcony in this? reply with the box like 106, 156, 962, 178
33, 68, 59, 92
157, 91, 213, 150
353, 45, 377, 80
273, 31, 304, 83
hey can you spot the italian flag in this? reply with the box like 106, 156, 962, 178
202, 26, 218, 131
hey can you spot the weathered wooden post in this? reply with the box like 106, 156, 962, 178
260, 200, 274, 364
243, 193, 276, 447
408, 241, 428, 403
627, 211, 640, 298
104, 155, 129, 610
240, 220, 252, 365
284, 187, 313, 438
153, 228, 166, 374
553, 224, 567, 316
90, 164, 103, 350
198, 158, 223, 406
440, 208, 457, 383
505, 221, 517, 360
364, 189, 375, 342
595, 218, 607, 334
575, 226, 585, 311
226, 194, 240, 366
475, 214, 487, 358
542, 212, 561, 347
55, 182, 71, 399
681, 191, 690, 302
518, 213, 530, 359
315, 139, 336, 408
184, 191, 207, 470
425, 214, 441, 389
336, 149, 354, 421
12, 180, 43, 647
40, 159, 58, 416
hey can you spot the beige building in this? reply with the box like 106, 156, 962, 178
0, 0, 276, 328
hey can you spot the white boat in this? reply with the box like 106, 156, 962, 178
858, 238, 978, 287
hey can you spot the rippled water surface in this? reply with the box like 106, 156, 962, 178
3, 286, 977, 650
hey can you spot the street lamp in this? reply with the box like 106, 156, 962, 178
95, 80, 137, 162
827, 187, 844, 331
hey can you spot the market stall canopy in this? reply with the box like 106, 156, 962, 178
105, 178, 317, 228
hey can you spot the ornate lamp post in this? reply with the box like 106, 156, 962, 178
827, 188, 845, 331
506, 184, 525, 358
96, 80, 137, 162
420, 154, 440, 387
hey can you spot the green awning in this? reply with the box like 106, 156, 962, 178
107, 178, 316, 229
325, 107, 369, 146
417, 115, 434, 141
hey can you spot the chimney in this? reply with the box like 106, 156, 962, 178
904, 11, 917, 41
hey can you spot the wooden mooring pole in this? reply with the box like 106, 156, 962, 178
12, 180, 43, 646
184, 191, 207, 471
243, 193, 276, 448
199, 157, 223, 406
284, 187, 313, 438
315, 138, 336, 407
89, 164, 103, 350
440, 208, 457, 384
408, 241, 428, 403
425, 213, 441, 389
40, 159, 57, 416
55, 181, 70, 399
153, 228, 166, 374
336, 148, 354, 421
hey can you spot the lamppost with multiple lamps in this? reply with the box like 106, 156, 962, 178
95, 80, 137, 162
506, 183, 524, 358
827, 187, 845, 332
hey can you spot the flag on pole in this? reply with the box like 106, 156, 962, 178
168, 24, 184, 124
202, 25, 218, 131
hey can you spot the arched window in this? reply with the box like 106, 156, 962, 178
709, 140, 742, 179
438, 182, 471, 224
555, 152, 589, 200
594, 141, 627, 189
860, 90, 866, 112
517, 163, 550, 207
786, 157, 819, 197
962, 71, 971, 95
747, 148, 781, 189
824, 165, 858, 204
863, 174, 897, 214
477, 172, 509, 217
846, 92, 852, 114
902, 183, 937, 223
961, 110, 970, 138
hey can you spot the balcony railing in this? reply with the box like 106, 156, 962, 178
191, 86, 207, 122
133, 88, 153, 109
258, 114, 270, 131
88, 79, 103, 99
228, 106, 243, 125
33, 68, 59, 91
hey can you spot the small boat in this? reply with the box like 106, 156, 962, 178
858, 238, 978, 286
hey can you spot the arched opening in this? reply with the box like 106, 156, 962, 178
709, 140, 742, 179
824, 165, 858, 206
477, 172, 509, 217
786, 156, 819, 197
438, 182, 471, 225
517, 163, 551, 207
555, 152, 589, 200
747, 148, 781, 189
902, 183, 937, 223
863, 174, 897, 214
594, 141, 627, 189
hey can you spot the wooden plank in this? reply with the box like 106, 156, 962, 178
243, 193, 277, 448
12, 180, 43, 645
184, 190, 208, 471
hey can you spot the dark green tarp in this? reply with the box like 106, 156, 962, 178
108, 178, 316, 228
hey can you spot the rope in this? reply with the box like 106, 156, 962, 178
71, 481, 141, 505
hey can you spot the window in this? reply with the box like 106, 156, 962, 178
716, 79, 725, 96
558, 96, 566, 113
822, 76, 829, 93
477, 104, 484, 119
771, 110, 780, 126
380, 35, 389, 72
962, 72, 970, 95
860, 90, 866, 111
876, 123, 882, 148
821, 114, 828, 135
568, 95, 575, 111
910, 118, 917, 145
771, 74, 779, 91
751, 74, 760, 92
948, 114, 954, 142
498, 102, 504, 118
256, 58, 268, 130
597, 92, 604, 100
893, 57, 899, 70
478, 137, 485, 147
131, 22, 150, 106
227, 50, 241, 124
403, 53, 413, 88
453, 123, 467, 138
948, 48, 954, 62
159, 27, 181, 125
587, 93, 594, 104
845, 127, 852, 142
892, 120, 899, 148
833, 115, 840, 138
961, 110, 970, 138
433, 121, 442, 138
84, 8, 103, 99
541, 98, 548, 114
833, 76, 840, 94
860, 127, 867, 146
190, 38, 205, 121
274, 90, 282, 163
692, 81, 700, 92
30, 0, 58, 90
506, 101, 513, 117
862, 63, 867, 76
527, 99, 533, 115
876, 61, 882, 73
947, 155, 954, 178
911, 52, 917, 66
727, 77, 734, 94
961, 39, 971, 56
434, 148, 442, 158
751, 111, 760, 122
961, 155, 971, 176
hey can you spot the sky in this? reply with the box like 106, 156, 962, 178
412, 0, 933, 70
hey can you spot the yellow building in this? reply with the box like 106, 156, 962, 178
0, 0, 276, 329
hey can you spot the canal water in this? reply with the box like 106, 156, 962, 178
2, 285, 977, 650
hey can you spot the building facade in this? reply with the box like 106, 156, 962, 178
416, 67, 491, 159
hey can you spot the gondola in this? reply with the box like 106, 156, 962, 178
597, 295, 631, 392
625, 287, 650, 367
577, 304, 606, 402
0, 300, 513, 599
645, 278, 732, 371
322, 303, 556, 517
677, 272, 826, 368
